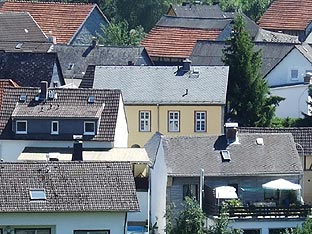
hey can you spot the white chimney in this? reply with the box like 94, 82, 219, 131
225, 122, 239, 144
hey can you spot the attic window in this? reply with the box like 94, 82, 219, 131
29, 189, 46, 200
220, 150, 231, 162
15, 42, 23, 49
88, 96, 95, 103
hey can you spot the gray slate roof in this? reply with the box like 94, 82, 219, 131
156, 15, 232, 30
239, 127, 312, 156
190, 41, 296, 78
0, 87, 121, 141
169, 4, 233, 18
51, 45, 153, 80
0, 12, 46, 42
0, 51, 65, 87
0, 161, 139, 212
80, 65, 229, 104
0, 41, 52, 52
146, 133, 302, 177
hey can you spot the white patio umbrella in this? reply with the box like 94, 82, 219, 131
214, 186, 238, 199
262, 178, 301, 190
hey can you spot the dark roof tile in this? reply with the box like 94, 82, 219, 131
0, 161, 139, 212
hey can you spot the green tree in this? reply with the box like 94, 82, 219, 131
98, 20, 146, 46
285, 216, 312, 234
222, 14, 283, 127
174, 197, 206, 234
207, 204, 242, 234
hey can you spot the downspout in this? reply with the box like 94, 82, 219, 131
157, 104, 160, 132
123, 212, 128, 234
148, 166, 151, 234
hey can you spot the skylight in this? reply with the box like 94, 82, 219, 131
29, 189, 46, 200
88, 96, 95, 103
220, 150, 231, 162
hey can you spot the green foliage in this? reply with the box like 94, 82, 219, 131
207, 204, 242, 234
165, 197, 206, 234
284, 217, 312, 234
98, 20, 146, 46
222, 14, 283, 127
225, 199, 242, 207
174, 197, 206, 234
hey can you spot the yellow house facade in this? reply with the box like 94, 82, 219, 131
85, 63, 229, 147
126, 104, 223, 147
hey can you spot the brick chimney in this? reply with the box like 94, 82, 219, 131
225, 122, 239, 144
72, 135, 83, 161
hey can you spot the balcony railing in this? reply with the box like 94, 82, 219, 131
226, 206, 312, 219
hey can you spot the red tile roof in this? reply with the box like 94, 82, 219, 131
0, 1, 95, 44
258, 0, 312, 31
141, 26, 221, 58
0, 79, 19, 108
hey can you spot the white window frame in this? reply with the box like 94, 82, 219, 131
84, 121, 95, 135
16, 120, 27, 134
15, 228, 51, 234
51, 121, 59, 135
290, 68, 299, 80
29, 189, 46, 200
139, 111, 151, 132
168, 111, 180, 132
195, 111, 206, 132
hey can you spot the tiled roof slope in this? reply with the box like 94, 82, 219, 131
52, 45, 153, 80
0, 79, 18, 107
0, 51, 65, 87
0, 161, 139, 212
0, 1, 95, 44
190, 40, 296, 78
0, 87, 121, 141
0, 41, 52, 52
141, 26, 221, 58
0, 12, 46, 42
152, 133, 302, 177
168, 4, 233, 18
84, 65, 229, 105
239, 127, 312, 156
258, 0, 312, 31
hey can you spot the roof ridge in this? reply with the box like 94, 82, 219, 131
5, 0, 94, 5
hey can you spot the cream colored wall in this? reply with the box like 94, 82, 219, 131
126, 105, 224, 147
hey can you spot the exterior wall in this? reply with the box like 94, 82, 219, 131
70, 8, 108, 45
113, 95, 128, 147
128, 191, 148, 223
229, 219, 304, 234
265, 49, 312, 87
0, 139, 113, 162
150, 140, 167, 234
12, 118, 99, 136
126, 105, 223, 147
270, 84, 309, 118
0, 212, 126, 234
169, 175, 302, 212
303, 155, 312, 205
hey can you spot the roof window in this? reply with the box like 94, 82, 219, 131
29, 189, 46, 200
220, 150, 231, 162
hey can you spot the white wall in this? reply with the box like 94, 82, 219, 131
265, 48, 312, 87
150, 140, 168, 234
128, 191, 148, 222
50, 63, 61, 87
0, 140, 113, 162
270, 84, 309, 118
114, 95, 129, 148
0, 212, 126, 234
229, 219, 304, 234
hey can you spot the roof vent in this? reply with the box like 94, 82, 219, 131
19, 95, 27, 102
67, 63, 74, 70
48, 90, 57, 99
256, 138, 264, 145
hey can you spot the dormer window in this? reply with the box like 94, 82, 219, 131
16, 120, 27, 134
51, 121, 59, 135
84, 121, 95, 135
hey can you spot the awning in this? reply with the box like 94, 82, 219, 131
214, 186, 238, 199
262, 178, 301, 190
